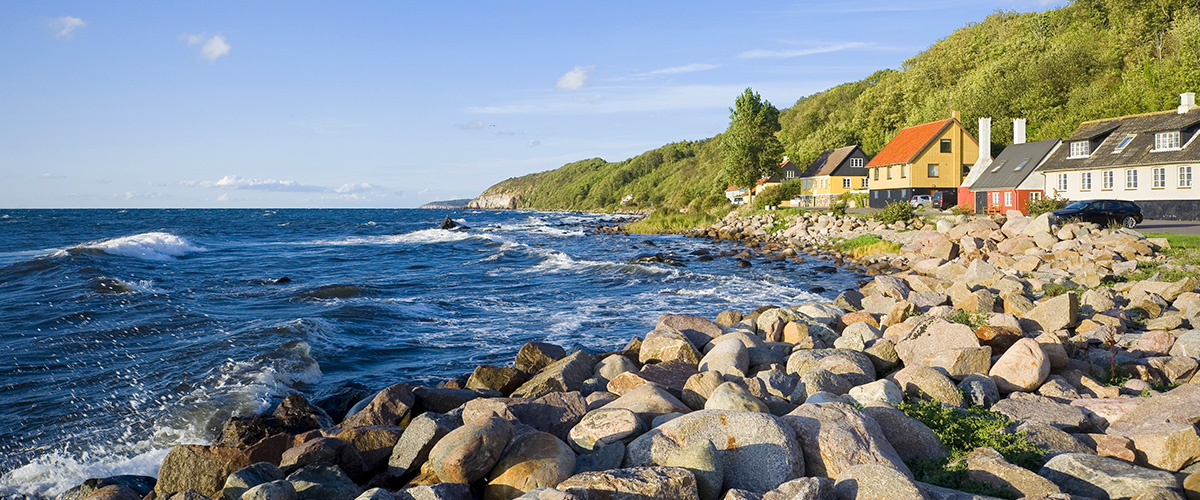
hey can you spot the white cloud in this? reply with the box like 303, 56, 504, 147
645, 63, 720, 76
51, 16, 86, 39
555, 65, 595, 90
458, 120, 486, 130
181, 33, 230, 61
184, 176, 391, 200
738, 42, 869, 59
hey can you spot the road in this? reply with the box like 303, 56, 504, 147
843, 208, 1200, 235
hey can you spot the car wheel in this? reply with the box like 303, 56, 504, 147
1123, 216, 1137, 229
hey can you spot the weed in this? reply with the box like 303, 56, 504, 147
830, 200, 848, 217
947, 309, 989, 329
949, 204, 974, 216
1042, 283, 1082, 297
1026, 193, 1068, 217
836, 234, 885, 252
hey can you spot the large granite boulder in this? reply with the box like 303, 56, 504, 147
556, 467, 699, 500
388, 412, 459, 479
858, 405, 947, 462
625, 409, 804, 493
658, 314, 726, 351
988, 338, 1050, 393
1020, 292, 1080, 333
832, 464, 924, 500
428, 416, 514, 484
515, 342, 568, 375
781, 403, 909, 479
341, 383, 415, 428
155, 445, 252, 498
599, 383, 690, 423
955, 447, 1060, 498
286, 463, 360, 500
1106, 384, 1200, 471
513, 351, 599, 399
568, 408, 643, 453
639, 329, 701, 366
485, 431, 576, 500
1039, 453, 1180, 500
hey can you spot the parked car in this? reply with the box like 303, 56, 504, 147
1050, 199, 1143, 228
909, 195, 932, 208
931, 191, 957, 210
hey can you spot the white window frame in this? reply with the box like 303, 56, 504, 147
1081, 172, 1092, 191
860, 178, 869, 188
1069, 141, 1090, 158
1181, 166, 1193, 188
992, 192, 1000, 205
1154, 131, 1181, 151
1102, 170, 1113, 190
900, 165, 907, 178
1126, 169, 1138, 189
843, 178, 851, 189
1029, 191, 1042, 202
1004, 192, 1013, 206
1153, 167, 1166, 188
850, 158, 864, 168
786, 170, 795, 179
1057, 173, 1067, 191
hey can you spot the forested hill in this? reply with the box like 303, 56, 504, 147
472, 0, 1200, 213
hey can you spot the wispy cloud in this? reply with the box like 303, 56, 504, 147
644, 63, 720, 76
181, 33, 231, 61
50, 16, 86, 39
184, 176, 391, 200
555, 65, 594, 90
739, 42, 870, 59
40, 173, 66, 179
458, 120, 486, 130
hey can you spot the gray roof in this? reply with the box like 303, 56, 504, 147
800, 145, 869, 178
1038, 107, 1200, 172
969, 139, 1060, 191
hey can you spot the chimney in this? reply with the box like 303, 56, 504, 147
977, 118, 992, 168
952, 110, 962, 121
1179, 92, 1197, 114
1013, 118, 1027, 144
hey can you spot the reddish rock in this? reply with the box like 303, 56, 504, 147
155, 445, 252, 498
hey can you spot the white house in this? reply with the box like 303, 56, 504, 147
1037, 92, 1200, 220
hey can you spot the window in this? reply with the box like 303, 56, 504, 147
1069, 141, 1090, 158
1014, 159, 1030, 171
1029, 191, 1043, 203
786, 170, 795, 179
900, 165, 907, 178
1181, 166, 1193, 188
1153, 167, 1166, 188
1114, 134, 1136, 152
1126, 169, 1138, 189
873, 168, 879, 181
990, 161, 1005, 173
1154, 131, 1181, 151
1081, 172, 1092, 190
1102, 170, 1113, 189
940, 139, 952, 153
1005, 192, 1013, 206
850, 158, 864, 168
861, 178, 869, 188
1057, 173, 1067, 191
887, 167, 892, 180
927, 164, 939, 177
843, 178, 851, 189
992, 192, 1000, 205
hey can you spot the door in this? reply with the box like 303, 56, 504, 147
975, 192, 987, 214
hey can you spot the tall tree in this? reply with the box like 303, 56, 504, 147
719, 88, 784, 188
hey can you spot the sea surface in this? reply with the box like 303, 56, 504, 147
0, 209, 860, 498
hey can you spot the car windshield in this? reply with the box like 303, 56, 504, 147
1064, 201, 1091, 210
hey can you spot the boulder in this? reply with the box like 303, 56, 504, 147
992, 393, 1091, 432
468, 366, 525, 396
286, 463, 361, 500
60, 476, 156, 500
1106, 384, 1200, 471
704, 382, 769, 413
155, 445, 252, 498
513, 351, 599, 399
638, 361, 698, 395
891, 319, 980, 368
958, 373, 1000, 408
388, 412, 459, 478
556, 467, 699, 500
682, 371, 724, 410
889, 365, 964, 407
639, 330, 701, 366
242, 480, 297, 500
786, 349, 876, 387
858, 405, 947, 462
658, 440, 723, 500
598, 383, 690, 423
1171, 330, 1200, 358
428, 416, 514, 484
485, 431, 576, 500
568, 408, 643, 453
920, 347, 992, 380
1020, 293, 1079, 333
781, 402, 909, 479
760, 477, 832, 500
845, 380, 903, 407
595, 355, 638, 381
397, 483, 474, 500
280, 438, 366, 481
832, 464, 924, 500
1039, 453, 1180, 500
699, 339, 750, 376
956, 447, 1060, 498
575, 441, 626, 474
508, 392, 589, 442
223, 462, 286, 500
334, 426, 404, 474
659, 314, 726, 351
625, 409, 804, 493
273, 395, 333, 434
988, 338, 1050, 393
516, 342, 569, 375
341, 383, 415, 428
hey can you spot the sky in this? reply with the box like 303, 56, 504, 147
0, 1, 1066, 208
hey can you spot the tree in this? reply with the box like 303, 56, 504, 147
719, 88, 784, 188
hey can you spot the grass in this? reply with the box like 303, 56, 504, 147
1104, 232, 1200, 284
833, 234, 903, 259
624, 212, 717, 234
947, 310, 989, 329
1042, 283, 1083, 297
898, 398, 1045, 499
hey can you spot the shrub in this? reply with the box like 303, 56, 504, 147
1026, 193, 1068, 217
830, 200, 848, 216
839, 191, 869, 208
875, 201, 915, 224
947, 309, 989, 329
753, 179, 803, 209
949, 204, 974, 216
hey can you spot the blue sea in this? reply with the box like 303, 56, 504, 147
0, 209, 858, 498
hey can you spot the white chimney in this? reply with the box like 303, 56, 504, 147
1013, 118, 1027, 144
977, 117, 992, 167
1179, 92, 1197, 114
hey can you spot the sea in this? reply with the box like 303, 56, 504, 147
0, 208, 860, 499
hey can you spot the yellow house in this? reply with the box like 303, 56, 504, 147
866, 111, 981, 208
793, 145, 871, 207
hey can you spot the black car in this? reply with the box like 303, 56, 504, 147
1050, 199, 1143, 228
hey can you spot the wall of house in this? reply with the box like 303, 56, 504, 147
868, 124, 979, 193
982, 189, 1041, 214
1043, 163, 1199, 202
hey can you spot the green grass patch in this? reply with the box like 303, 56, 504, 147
624, 212, 717, 234
898, 398, 1045, 499
834, 234, 902, 258
836, 234, 885, 252
946, 310, 989, 329
1042, 283, 1083, 297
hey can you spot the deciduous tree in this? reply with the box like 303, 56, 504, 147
719, 88, 784, 188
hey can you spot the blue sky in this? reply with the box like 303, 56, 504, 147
1, 1, 1064, 208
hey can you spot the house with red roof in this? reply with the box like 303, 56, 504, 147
866, 111, 982, 208
725, 185, 750, 205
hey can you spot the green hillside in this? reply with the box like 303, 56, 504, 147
474, 0, 1200, 213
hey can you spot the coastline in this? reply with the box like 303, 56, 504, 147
51, 209, 1200, 500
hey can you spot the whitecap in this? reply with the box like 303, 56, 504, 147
0, 447, 169, 499
63, 232, 204, 261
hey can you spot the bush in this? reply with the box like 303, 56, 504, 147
839, 191, 869, 208
753, 179, 803, 209
830, 200, 848, 216
949, 204, 974, 216
875, 201, 915, 224
947, 309, 989, 329
1026, 193, 1068, 217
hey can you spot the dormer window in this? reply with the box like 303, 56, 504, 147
1154, 131, 1181, 151
786, 169, 795, 179
1013, 159, 1030, 171
1113, 134, 1136, 152
849, 158, 864, 168
1069, 141, 1090, 158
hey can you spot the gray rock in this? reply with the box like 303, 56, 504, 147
286, 463, 361, 500
889, 365, 964, 407
509, 391, 589, 442
786, 349, 876, 387
242, 480, 297, 500
762, 477, 833, 500
595, 355, 638, 381
659, 440, 723, 500
428, 416, 513, 484
280, 438, 366, 482
639, 329, 701, 366
388, 412, 459, 478
512, 488, 579, 500
342, 383, 415, 428
955, 447, 1060, 498
832, 464, 924, 500
625, 409, 804, 493
782, 403, 909, 479
354, 488, 396, 500
845, 380, 903, 407
659, 314, 727, 351
1014, 422, 1094, 458
700, 339, 750, 376
575, 441, 625, 473
569, 408, 643, 453
704, 381, 769, 413
1039, 453, 1179, 500
514, 351, 600, 399
1106, 384, 1200, 471
516, 342, 569, 375
557, 466, 699, 500
859, 405, 948, 462
1169, 330, 1200, 358
1020, 292, 1080, 333
223, 462, 284, 500
958, 374, 1000, 408
598, 383, 690, 423
397, 483, 474, 500
991, 393, 1091, 432
485, 431, 576, 500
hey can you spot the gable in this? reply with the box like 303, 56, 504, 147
969, 139, 1059, 191
1039, 107, 1200, 172
866, 118, 953, 168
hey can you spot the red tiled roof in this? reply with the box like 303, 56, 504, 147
726, 185, 744, 192
866, 118, 954, 168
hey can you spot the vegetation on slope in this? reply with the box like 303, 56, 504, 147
476, 0, 1200, 213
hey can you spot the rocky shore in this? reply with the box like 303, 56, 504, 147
62, 211, 1200, 500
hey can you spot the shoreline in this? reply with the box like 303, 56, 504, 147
54, 210, 1200, 500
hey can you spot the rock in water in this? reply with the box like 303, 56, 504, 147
429, 416, 514, 484
440, 217, 468, 230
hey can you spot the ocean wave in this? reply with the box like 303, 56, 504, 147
0, 446, 169, 499
90, 277, 162, 295
305, 228, 499, 247
59, 232, 204, 261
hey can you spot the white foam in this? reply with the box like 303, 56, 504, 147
65, 232, 204, 261
307, 229, 499, 246
0, 447, 169, 499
